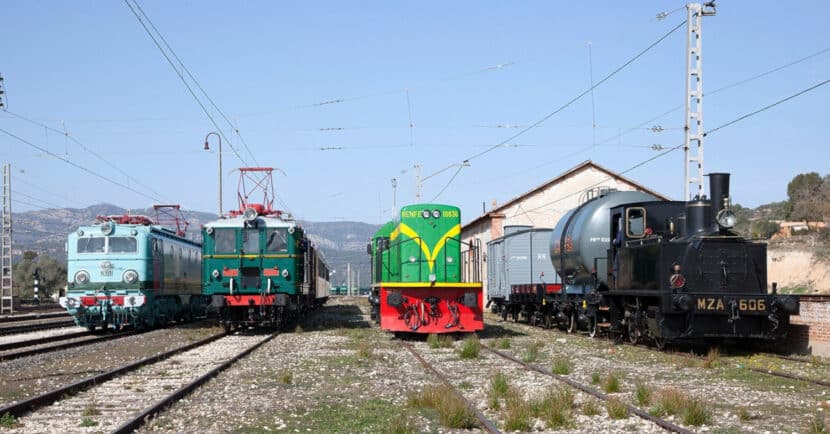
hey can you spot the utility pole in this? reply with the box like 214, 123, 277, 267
346, 263, 351, 296
0, 73, 6, 110
684, 2, 716, 200
2, 163, 13, 314
391, 177, 397, 210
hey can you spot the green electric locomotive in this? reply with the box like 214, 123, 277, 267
202, 168, 330, 331
368, 203, 483, 333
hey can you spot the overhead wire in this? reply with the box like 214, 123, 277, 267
128, 0, 260, 167
0, 127, 163, 203
11, 190, 65, 210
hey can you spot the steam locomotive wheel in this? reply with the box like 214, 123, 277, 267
627, 321, 640, 345
566, 312, 577, 334
653, 336, 666, 350
588, 315, 597, 338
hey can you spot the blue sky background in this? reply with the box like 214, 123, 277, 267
2, 1, 828, 224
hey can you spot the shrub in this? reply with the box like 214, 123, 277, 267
459, 336, 481, 359
606, 397, 629, 419
551, 356, 572, 375
602, 372, 621, 393
634, 382, 652, 407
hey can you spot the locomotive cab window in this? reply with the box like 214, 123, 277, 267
77, 237, 105, 253
265, 228, 288, 253
242, 229, 260, 253
626, 207, 646, 238
108, 236, 137, 253
213, 228, 237, 253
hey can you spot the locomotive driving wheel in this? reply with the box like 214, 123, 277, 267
587, 314, 597, 338
566, 311, 577, 333
627, 320, 640, 345
653, 336, 666, 350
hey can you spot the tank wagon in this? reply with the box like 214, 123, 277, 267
368, 204, 483, 333
544, 173, 799, 347
201, 168, 330, 331
486, 227, 562, 326
60, 205, 204, 331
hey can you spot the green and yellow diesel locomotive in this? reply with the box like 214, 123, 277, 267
202, 168, 329, 331
368, 203, 483, 333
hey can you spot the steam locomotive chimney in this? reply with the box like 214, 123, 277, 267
708, 172, 730, 221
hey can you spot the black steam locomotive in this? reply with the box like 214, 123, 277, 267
543, 173, 799, 348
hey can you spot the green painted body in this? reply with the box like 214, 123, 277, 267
370, 204, 462, 284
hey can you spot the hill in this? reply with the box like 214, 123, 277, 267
11, 204, 380, 287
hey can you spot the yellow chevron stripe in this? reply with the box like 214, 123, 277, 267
206, 254, 299, 259
398, 223, 432, 268
396, 222, 461, 272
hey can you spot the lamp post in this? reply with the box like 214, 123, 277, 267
203, 132, 222, 217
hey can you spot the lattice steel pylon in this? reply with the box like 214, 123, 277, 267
684, 2, 716, 200
1, 163, 13, 314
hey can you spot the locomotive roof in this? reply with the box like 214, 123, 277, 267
203, 215, 298, 229
69, 223, 200, 246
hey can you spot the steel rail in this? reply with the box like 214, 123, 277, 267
0, 320, 77, 335
0, 332, 226, 418
0, 330, 90, 352
0, 330, 140, 362
0, 311, 68, 323
483, 345, 694, 434
400, 341, 502, 434
111, 333, 279, 434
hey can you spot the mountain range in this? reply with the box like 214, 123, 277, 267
11, 204, 380, 288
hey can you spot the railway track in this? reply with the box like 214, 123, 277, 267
0, 319, 77, 336
400, 341, 502, 433
0, 331, 274, 433
0, 329, 139, 362
0, 311, 68, 324
482, 345, 692, 434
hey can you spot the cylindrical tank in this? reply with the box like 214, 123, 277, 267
550, 190, 658, 286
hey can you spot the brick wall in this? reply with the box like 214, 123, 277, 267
789, 301, 830, 356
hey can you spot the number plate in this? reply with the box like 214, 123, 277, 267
696, 297, 766, 312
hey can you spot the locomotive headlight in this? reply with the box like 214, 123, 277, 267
100, 221, 114, 235
130, 229, 138, 236
432, 209, 441, 218
206, 226, 214, 235
447, 256, 454, 263
281, 269, 290, 279
74, 270, 90, 284
122, 269, 139, 284
211, 269, 221, 279
77, 230, 84, 236
409, 256, 416, 263
716, 209, 737, 229
243, 207, 258, 222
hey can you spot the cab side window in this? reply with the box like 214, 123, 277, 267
626, 208, 646, 238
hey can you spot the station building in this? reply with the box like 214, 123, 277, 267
460, 160, 669, 301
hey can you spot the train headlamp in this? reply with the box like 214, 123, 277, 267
716, 209, 737, 229
432, 209, 441, 218
77, 230, 84, 236
421, 210, 430, 219
122, 269, 139, 284
130, 229, 138, 236
74, 270, 90, 284
281, 269, 290, 279
212, 269, 220, 279
243, 207, 258, 222
409, 256, 417, 263
447, 256, 454, 263
287, 226, 295, 234
100, 221, 114, 235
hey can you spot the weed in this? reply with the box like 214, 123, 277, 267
294, 324, 304, 333
356, 340, 374, 359
634, 382, 652, 407
590, 372, 601, 384
536, 387, 574, 429
504, 389, 532, 431
162, 385, 175, 391
602, 372, 621, 393
522, 341, 544, 363
426, 333, 454, 349
496, 338, 511, 349
582, 400, 600, 416
407, 384, 476, 429
606, 398, 629, 419
702, 347, 721, 369
649, 387, 687, 417
458, 381, 473, 390
382, 417, 416, 434
459, 336, 481, 359
737, 406, 752, 421
682, 397, 711, 426
79, 417, 98, 427
551, 356, 572, 375
808, 413, 828, 434
489, 372, 510, 398
279, 370, 293, 385
0, 413, 19, 428
82, 398, 101, 416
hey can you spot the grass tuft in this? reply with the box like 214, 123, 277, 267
496, 338, 511, 349
381, 417, 416, 434
551, 356, 572, 375
504, 389, 533, 431
533, 387, 574, 429
606, 397, 629, 419
590, 372, 601, 384
522, 341, 544, 363
0, 413, 19, 428
426, 333, 453, 349
634, 382, 652, 407
737, 406, 752, 421
602, 371, 621, 393
356, 340, 374, 359
682, 397, 712, 426
79, 417, 98, 427
808, 413, 828, 434
279, 369, 293, 385
407, 384, 476, 429
459, 335, 481, 359
582, 400, 600, 416
294, 324, 304, 333
650, 387, 685, 417
702, 347, 721, 369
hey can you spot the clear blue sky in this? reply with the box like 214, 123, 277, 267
2, 1, 828, 224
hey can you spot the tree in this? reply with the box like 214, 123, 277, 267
12, 251, 67, 301
785, 172, 826, 223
